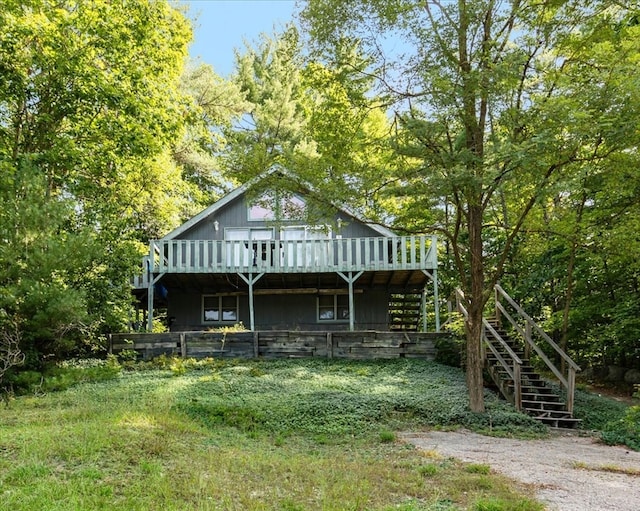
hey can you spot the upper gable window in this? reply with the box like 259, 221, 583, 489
248, 201, 275, 221
248, 192, 306, 221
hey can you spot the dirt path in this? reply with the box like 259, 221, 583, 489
400, 430, 640, 511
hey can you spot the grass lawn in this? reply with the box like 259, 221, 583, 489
0, 357, 588, 510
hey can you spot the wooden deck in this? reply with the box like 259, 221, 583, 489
133, 235, 437, 289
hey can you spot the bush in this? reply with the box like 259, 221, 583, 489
6, 357, 121, 394
572, 387, 628, 430
601, 405, 640, 451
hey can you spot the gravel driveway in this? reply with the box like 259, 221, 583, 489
400, 430, 640, 511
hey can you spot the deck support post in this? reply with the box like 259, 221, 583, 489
238, 272, 265, 331
337, 271, 363, 331
146, 273, 164, 332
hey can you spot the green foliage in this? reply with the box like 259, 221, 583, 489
227, 25, 307, 180
169, 358, 546, 439
418, 463, 439, 477
465, 464, 491, 475
6, 357, 121, 394
0, 0, 195, 360
0, 359, 547, 510
601, 406, 640, 451
173, 62, 247, 213
379, 429, 396, 443
301, 0, 640, 412
472, 497, 544, 511
434, 330, 464, 368
571, 387, 628, 431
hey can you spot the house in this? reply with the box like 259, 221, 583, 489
131, 169, 440, 333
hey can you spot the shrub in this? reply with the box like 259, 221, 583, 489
572, 387, 628, 430
6, 357, 121, 394
379, 429, 396, 443
601, 405, 640, 451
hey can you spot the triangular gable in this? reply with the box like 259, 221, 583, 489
162, 166, 397, 240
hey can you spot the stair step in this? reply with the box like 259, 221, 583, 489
533, 416, 582, 428
522, 401, 567, 411
521, 391, 559, 400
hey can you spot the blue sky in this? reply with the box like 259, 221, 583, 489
181, 0, 298, 76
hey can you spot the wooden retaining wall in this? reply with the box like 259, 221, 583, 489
109, 331, 445, 361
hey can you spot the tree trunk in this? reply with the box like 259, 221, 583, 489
466, 203, 486, 412
560, 193, 586, 373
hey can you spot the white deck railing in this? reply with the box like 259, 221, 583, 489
132, 235, 437, 288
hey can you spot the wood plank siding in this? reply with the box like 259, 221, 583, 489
110, 330, 444, 361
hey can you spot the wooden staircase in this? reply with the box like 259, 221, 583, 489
388, 293, 422, 331
456, 285, 581, 428
484, 320, 581, 428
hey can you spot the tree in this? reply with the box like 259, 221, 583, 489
301, 0, 640, 410
299, 37, 400, 222
225, 26, 309, 181
0, 0, 192, 361
224, 27, 398, 225
174, 61, 248, 214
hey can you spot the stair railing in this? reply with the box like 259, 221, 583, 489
494, 284, 581, 414
455, 288, 523, 411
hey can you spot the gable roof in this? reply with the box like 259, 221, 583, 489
162, 166, 396, 240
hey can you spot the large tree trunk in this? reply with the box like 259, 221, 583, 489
466, 203, 486, 412
465, 304, 485, 412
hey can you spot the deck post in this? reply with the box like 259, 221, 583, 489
337, 271, 363, 331
146, 244, 155, 332
238, 272, 265, 331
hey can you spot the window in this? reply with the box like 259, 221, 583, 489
318, 294, 350, 322
203, 295, 238, 323
248, 193, 306, 221
248, 200, 275, 221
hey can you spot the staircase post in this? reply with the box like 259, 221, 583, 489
567, 367, 576, 415
524, 321, 532, 360
494, 285, 501, 328
513, 362, 522, 411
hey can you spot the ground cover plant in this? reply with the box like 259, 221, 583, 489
0, 358, 552, 510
